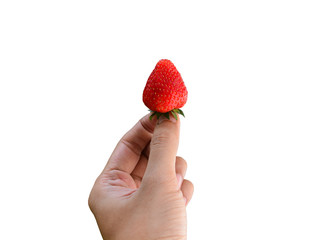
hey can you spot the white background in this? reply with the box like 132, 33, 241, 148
1, 1, 321, 239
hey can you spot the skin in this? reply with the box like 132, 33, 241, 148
88, 114, 194, 240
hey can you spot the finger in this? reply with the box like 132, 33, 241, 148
131, 141, 150, 176
142, 142, 151, 159
144, 114, 180, 180
175, 156, 187, 189
181, 179, 194, 205
131, 154, 148, 187
103, 114, 157, 174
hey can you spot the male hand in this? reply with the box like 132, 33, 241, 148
89, 114, 194, 240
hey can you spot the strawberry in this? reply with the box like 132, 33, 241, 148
143, 59, 188, 120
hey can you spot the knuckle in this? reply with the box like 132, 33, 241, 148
176, 156, 187, 168
151, 131, 171, 149
88, 192, 96, 213
184, 179, 194, 191
141, 174, 177, 192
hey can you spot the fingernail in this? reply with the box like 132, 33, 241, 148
158, 114, 176, 124
176, 174, 183, 188
183, 196, 187, 205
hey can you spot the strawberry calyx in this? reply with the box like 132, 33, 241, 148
149, 108, 185, 121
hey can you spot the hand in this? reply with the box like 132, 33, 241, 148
88, 114, 194, 240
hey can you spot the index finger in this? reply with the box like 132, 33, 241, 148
103, 114, 157, 174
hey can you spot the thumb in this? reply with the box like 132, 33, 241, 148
144, 114, 180, 180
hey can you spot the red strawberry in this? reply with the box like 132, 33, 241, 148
143, 59, 188, 120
